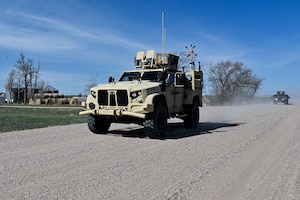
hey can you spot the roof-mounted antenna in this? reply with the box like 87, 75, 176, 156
162, 10, 166, 54
186, 45, 197, 70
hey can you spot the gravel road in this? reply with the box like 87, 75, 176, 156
1, 103, 300, 199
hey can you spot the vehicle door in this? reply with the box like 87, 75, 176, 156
165, 72, 185, 113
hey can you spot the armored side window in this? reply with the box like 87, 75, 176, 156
166, 73, 175, 85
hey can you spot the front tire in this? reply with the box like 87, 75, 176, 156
87, 115, 111, 134
184, 101, 199, 129
144, 104, 168, 139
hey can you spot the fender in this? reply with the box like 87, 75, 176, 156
144, 93, 162, 105
144, 93, 169, 117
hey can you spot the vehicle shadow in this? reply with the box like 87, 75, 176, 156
108, 127, 147, 138
166, 122, 242, 139
107, 122, 242, 139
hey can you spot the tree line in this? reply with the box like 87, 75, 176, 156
5, 51, 264, 105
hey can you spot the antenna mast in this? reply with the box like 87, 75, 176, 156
186, 44, 197, 70
162, 10, 166, 54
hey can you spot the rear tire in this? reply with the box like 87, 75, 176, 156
184, 101, 199, 129
144, 104, 168, 139
87, 115, 111, 134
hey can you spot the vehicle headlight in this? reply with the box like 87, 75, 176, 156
91, 90, 97, 98
130, 90, 142, 99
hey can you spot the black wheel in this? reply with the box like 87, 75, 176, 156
87, 115, 111, 134
184, 101, 199, 129
144, 104, 168, 139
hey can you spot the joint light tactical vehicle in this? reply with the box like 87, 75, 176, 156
272, 91, 289, 104
80, 47, 203, 138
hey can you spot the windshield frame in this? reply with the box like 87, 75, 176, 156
118, 70, 165, 82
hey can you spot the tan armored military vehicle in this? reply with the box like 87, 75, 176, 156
80, 48, 203, 138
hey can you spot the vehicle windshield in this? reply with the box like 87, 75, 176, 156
141, 71, 162, 82
119, 72, 140, 81
274, 95, 288, 98
119, 71, 163, 82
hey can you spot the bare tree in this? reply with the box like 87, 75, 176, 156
37, 80, 47, 98
177, 51, 189, 71
208, 60, 263, 105
5, 53, 42, 104
15, 53, 31, 103
34, 62, 41, 91
16, 68, 22, 103
84, 73, 99, 95
5, 69, 16, 101
28, 61, 41, 101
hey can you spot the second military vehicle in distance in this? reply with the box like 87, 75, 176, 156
272, 91, 290, 104
80, 47, 203, 138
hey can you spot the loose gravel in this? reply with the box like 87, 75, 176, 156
1, 103, 299, 199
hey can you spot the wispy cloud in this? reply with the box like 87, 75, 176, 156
0, 10, 149, 54
0, 31, 77, 52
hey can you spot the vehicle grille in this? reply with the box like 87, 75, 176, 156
98, 90, 128, 106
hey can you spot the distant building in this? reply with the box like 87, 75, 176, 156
10, 84, 60, 102
44, 85, 59, 93
42, 85, 61, 98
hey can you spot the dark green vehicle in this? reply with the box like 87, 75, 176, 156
273, 91, 289, 104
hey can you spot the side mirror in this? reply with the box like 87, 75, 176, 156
108, 76, 114, 83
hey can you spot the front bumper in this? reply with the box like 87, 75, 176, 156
79, 102, 154, 119
274, 98, 287, 102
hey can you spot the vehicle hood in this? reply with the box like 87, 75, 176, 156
90, 81, 161, 92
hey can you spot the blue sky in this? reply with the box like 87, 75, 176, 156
0, 0, 299, 98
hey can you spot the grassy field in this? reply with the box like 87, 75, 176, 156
0, 106, 86, 133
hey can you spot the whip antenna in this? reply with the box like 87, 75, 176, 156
162, 11, 166, 54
